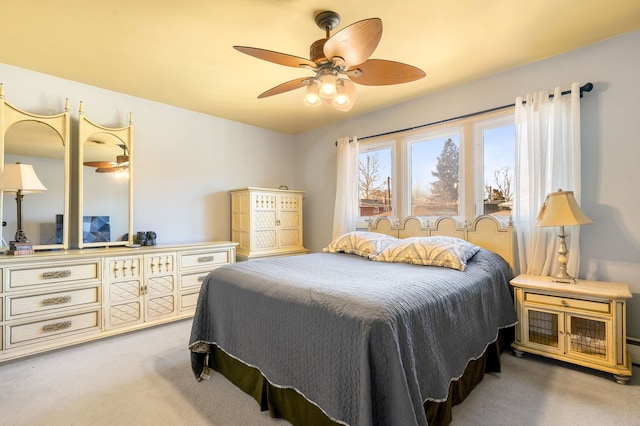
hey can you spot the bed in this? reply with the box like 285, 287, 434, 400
189, 215, 517, 426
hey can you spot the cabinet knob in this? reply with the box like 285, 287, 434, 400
561, 300, 569, 307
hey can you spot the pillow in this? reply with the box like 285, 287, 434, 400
323, 231, 398, 258
371, 236, 480, 271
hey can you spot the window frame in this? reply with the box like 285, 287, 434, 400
355, 108, 514, 228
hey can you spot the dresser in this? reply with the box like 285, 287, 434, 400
0, 241, 236, 362
510, 274, 633, 384
230, 187, 308, 261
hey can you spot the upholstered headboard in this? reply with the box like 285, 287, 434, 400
369, 215, 515, 271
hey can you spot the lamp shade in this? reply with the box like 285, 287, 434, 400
536, 189, 593, 227
0, 163, 47, 194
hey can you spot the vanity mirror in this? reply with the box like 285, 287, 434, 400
0, 85, 71, 250
78, 102, 133, 248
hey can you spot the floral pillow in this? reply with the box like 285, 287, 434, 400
323, 231, 399, 258
370, 236, 480, 271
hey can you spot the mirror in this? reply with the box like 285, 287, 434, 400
78, 104, 133, 248
0, 88, 70, 251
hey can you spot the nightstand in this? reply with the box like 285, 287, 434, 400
510, 274, 633, 384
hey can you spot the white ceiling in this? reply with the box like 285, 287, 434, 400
3, 1, 640, 135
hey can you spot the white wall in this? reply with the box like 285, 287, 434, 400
0, 63, 296, 245
294, 30, 640, 340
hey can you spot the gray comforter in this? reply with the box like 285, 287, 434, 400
189, 249, 517, 426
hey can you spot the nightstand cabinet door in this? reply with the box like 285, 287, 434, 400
522, 305, 564, 355
566, 313, 613, 366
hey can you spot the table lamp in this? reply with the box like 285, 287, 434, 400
536, 189, 593, 283
0, 162, 47, 255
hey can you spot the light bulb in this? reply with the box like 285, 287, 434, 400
304, 83, 321, 106
332, 79, 356, 112
319, 73, 337, 99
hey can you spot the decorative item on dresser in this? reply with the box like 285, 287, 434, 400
0, 162, 48, 255
0, 241, 237, 363
230, 187, 308, 261
510, 274, 633, 384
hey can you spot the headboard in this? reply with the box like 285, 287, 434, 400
369, 215, 515, 272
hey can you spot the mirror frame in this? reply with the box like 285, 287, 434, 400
0, 84, 71, 251
78, 102, 133, 249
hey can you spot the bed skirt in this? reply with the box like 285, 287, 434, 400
201, 326, 514, 426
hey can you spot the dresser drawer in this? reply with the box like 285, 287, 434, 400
179, 292, 200, 312
180, 271, 209, 291
180, 250, 229, 270
525, 292, 610, 314
8, 262, 100, 291
8, 310, 101, 347
7, 286, 100, 319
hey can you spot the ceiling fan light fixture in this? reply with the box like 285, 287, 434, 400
234, 12, 425, 110
332, 79, 356, 112
304, 81, 322, 106
318, 73, 337, 99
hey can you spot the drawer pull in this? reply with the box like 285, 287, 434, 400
42, 296, 72, 306
41, 270, 72, 280
42, 321, 72, 333
197, 256, 214, 263
561, 300, 569, 307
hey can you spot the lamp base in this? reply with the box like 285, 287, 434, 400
8, 241, 34, 256
551, 273, 576, 284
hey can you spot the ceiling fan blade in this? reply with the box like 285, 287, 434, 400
233, 46, 317, 69
323, 18, 382, 67
348, 59, 426, 86
96, 163, 128, 173
258, 78, 309, 99
84, 161, 115, 168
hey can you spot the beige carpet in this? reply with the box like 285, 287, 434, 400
0, 319, 638, 426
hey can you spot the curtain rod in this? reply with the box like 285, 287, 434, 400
336, 82, 593, 145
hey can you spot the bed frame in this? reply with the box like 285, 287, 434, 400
369, 215, 515, 272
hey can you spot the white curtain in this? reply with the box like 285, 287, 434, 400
332, 137, 359, 239
513, 82, 582, 277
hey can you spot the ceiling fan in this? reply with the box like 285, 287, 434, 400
234, 11, 425, 112
84, 143, 129, 173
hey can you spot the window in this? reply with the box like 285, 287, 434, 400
408, 131, 461, 217
475, 115, 515, 222
358, 141, 394, 220
356, 110, 514, 227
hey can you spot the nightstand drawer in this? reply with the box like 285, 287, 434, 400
525, 292, 610, 314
